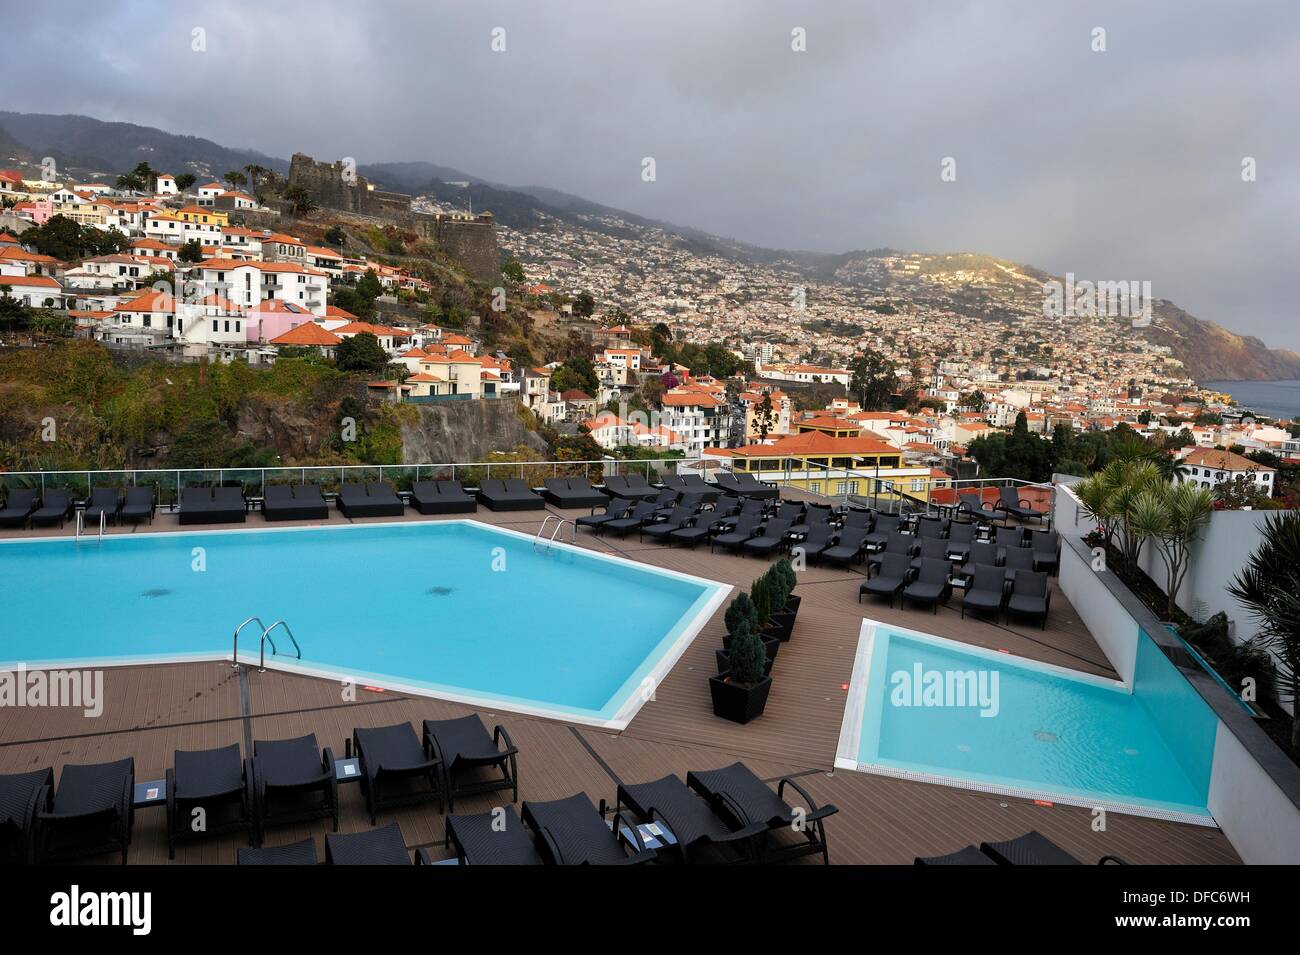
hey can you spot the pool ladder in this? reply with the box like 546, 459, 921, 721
534, 515, 575, 551
232, 617, 303, 672
74, 508, 105, 546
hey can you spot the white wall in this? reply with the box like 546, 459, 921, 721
1207, 723, 1300, 865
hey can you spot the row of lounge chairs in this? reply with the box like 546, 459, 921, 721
0, 714, 516, 865
859, 554, 1053, 625
955, 487, 1047, 524
0, 486, 157, 529
1, 714, 837, 865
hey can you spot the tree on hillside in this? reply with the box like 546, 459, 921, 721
20, 215, 128, 260
572, 291, 596, 317
325, 224, 347, 247
501, 257, 525, 283
178, 239, 204, 264
334, 332, 391, 374
174, 173, 197, 191
752, 392, 776, 441
284, 185, 317, 215
551, 356, 600, 397
848, 348, 898, 410
223, 170, 248, 190
961, 389, 987, 412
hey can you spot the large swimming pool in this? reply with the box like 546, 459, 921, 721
835, 621, 1217, 824
0, 520, 729, 728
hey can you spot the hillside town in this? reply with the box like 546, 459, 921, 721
1, 160, 1295, 507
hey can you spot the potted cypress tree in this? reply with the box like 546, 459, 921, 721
765, 564, 798, 641
719, 592, 779, 668
709, 617, 773, 723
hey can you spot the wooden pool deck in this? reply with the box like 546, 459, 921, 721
0, 501, 1239, 864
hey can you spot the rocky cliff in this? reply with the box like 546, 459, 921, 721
399, 399, 547, 465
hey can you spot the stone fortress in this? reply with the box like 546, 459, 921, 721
285, 153, 501, 282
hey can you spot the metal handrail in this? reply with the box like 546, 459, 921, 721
259, 620, 301, 672
534, 515, 575, 551
232, 616, 267, 670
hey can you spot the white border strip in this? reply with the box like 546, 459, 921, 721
0, 517, 730, 731
834, 617, 1217, 827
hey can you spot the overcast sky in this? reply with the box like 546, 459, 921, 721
9, 1, 1300, 350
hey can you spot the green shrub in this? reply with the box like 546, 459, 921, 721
725, 619, 767, 686
750, 576, 772, 627
724, 592, 759, 635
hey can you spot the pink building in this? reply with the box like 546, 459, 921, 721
244, 300, 317, 343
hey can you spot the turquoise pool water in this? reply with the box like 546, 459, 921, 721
0, 521, 727, 727
845, 625, 1216, 821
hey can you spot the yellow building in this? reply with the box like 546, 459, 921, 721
714, 431, 946, 503
176, 204, 229, 227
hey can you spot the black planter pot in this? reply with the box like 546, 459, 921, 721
715, 648, 775, 677
767, 594, 802, 641
708, 673, 773, 724
722, 631, 781, 663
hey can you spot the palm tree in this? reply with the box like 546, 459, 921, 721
243, 163, 268, 196
1130, 482, 1213, 617
223, 170, 248, 191
1228, 512, 1300, 752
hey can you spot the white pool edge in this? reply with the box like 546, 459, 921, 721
0, 517, 731, 731
834, 618, 1219, 829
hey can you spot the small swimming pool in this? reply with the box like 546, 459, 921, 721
835, 620, 1217, 824
0, 520, 729, 729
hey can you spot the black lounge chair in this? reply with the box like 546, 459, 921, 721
180, 485, 247, 524
477, 478, 543, 511
981, 830, 1127, 865
0, 767, 53, 864
422, 715, 518, 813
859, 552, 912, 607
769, 501, 805, 524
411, 479, 477, 514
996, 486, 1046, 523
668, 510, 729, 548
914, 845, 999, 865
603, 499, 659, 537
542, 476, 607, 508
576, 498, 631, 532
1002, 545, 1037, 586
790, 521, 836, 563
717, 497, 765, 531
840, 507, 874, 529
902, 557, 952, 613
249, 734, 337, 845
615, 774, 769, 864
522, 793, 656, 865
788, 502, 832, 537
913, 516, 948, 541
866, 532, 918, 574
166, 743, 252, 858
83, 486, 121, 527
945, 520, 978, 561
720, 471, 779, 500
961, 564, 1006, 621
820, 525, 870, 566
35, 757, 134, 864
1031, 530, 1060, 574
236, 837, 317, 865
28, 488, 73, 528
686, 762, 838, 865
959, 540, 1002, 582
711, 512, 763, 553
262, 483, 330, 521
641, 501, 700, 542
906, 536, 954, 572
1007, 570, 1051, 628
326, 822, 415, 865
994, 525, 1029, 557
337, 481, 404, 518
602, 473, 658, 501
353, 722, 444, 824
957, 492, 1000, 523
118, 486, 155, 525
445, 805, 544, 865
0, 488, 38, 528
864, 513, 903, 551
741, 517, 794, 558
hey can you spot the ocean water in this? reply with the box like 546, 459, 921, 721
1203, 380, 1300, 421
0, 521, 725, 724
